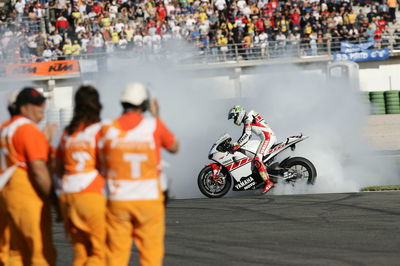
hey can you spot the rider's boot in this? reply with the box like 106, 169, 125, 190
254, 156, 275, 193
262, 176, 274, 193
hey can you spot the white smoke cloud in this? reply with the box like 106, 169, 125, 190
0, 80, 38, 120
90, 51, 399, 199
1, 41, 398, 199
240, 65, 399, 196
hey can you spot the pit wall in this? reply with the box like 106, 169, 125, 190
365, 114, 400, 151
358, 60, 400, 92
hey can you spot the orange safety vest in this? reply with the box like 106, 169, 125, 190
99, 117, 162, 201
58, 123, 102, 194
0, 117, 30, 189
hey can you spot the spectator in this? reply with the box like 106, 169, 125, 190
1, 0, 400, 62
36, 31, 46, 59
217, 33, 228, 60
14, 0, 24, 24
374, 26, 383, 48
63, 39, 73, 57
119, 35, 128, 50
42, 45, 53, 61
51, 30, 63, 49
357, 9, 366, 26
111, 28, 119, 47
367, 5, 378, 22
34, 1, 45, 20
381, 25, 391, 48
27, 32, 38, 56
75, 22, 86, 36
276, 31, 287, 54
93, 31, 104, 53
56, 14, 69, 35
92, 2, 102, 15
242, 32, 253, 59
394, 28, 400, 49
48, 0, 57, 24
133, 30, 144, 48
71, 40, 81, 56
365, 24, 375, 41
310, 32, 318, 55
258, 30, 269, 58
387, 0, 397, 22
80, 33, 90, 53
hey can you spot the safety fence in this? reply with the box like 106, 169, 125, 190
0, 15, 43, 34
1, 31, 400, 65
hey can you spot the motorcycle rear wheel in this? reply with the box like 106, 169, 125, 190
283, 157, 317, 185
198, 166, 231, 198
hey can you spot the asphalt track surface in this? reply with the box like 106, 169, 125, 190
55, 191, 400, 266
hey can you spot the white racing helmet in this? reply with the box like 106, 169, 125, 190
228, 105, 246, 126
120, 82, 149, 109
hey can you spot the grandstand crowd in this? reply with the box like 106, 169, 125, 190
0, 0, 400, 62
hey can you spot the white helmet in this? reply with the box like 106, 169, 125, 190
8, 90, 20, 107
120, 82, 149, 106
228, 105, 246, 126
7, 89, 21, 116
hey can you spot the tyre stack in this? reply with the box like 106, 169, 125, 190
384, 90, 400, 114
363, 91, 370, 102
369, 91, 386, 115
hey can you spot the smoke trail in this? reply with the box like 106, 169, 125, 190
240, 65, 399, 195
91, 52, 238, 199
0, 80, 37, 121
2, 42, 397, 199
90, 51, 399, 199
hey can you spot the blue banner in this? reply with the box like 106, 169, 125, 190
340, 41, 375, 53
333, 48, 390, 62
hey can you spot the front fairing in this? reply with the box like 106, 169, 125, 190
209, 133, 231, 155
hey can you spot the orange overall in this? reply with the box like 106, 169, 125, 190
1, 115, 56, 266
98, 112, 176, 266
0, 119, 12, 266
57, 123, 106, 266
0, 191, 10, 266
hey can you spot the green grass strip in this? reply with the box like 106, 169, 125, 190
361, 185, 400, 191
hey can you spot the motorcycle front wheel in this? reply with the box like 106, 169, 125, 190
198, 165, 231, 198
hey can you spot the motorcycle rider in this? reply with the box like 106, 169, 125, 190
228, 105, 276, 193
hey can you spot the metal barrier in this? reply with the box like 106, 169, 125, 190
2, 15, 43, 33
3, 32, 400, 65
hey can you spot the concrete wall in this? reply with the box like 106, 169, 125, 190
364, 114, 400, 151
358, 58, 400, 92
359, 65, 400, 91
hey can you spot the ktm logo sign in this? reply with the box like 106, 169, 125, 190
6, 60, 79, 77
48, 63, 74, 72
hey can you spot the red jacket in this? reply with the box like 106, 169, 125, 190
56, 18, 69, 29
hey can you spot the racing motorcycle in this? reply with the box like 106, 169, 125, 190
198, 134, 317, 198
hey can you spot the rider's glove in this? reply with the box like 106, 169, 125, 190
231, 143, 240, 153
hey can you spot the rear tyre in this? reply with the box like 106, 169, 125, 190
282, 157, 317, 185
198, 166, 231, 198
